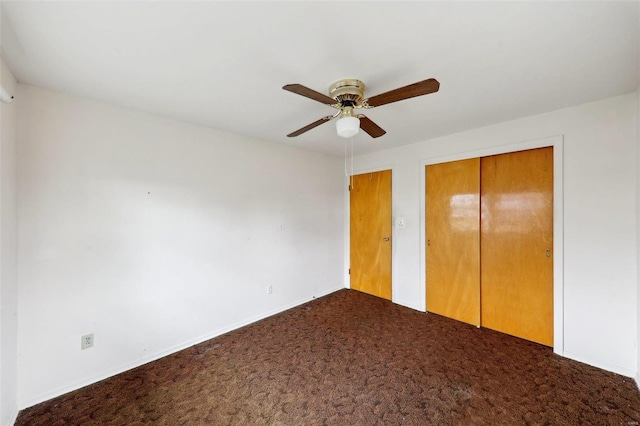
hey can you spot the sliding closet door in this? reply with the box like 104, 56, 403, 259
350, 170, 392, 300
426, 159, 480, 326
480, 147, 553, 346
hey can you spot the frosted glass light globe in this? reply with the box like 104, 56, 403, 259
336, 116, 360, 138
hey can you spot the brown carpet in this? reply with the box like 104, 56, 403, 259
16, 289, 640, 425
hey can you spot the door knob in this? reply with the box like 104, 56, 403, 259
546, 248, 551, 257
383, 237, 390, 242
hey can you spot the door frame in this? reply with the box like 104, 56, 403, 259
344, 165, 395, 300
421, 135, 564, 353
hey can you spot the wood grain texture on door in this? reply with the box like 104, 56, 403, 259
350, 170, 392, 300
480, 147, 554, 346
426, 159, 481, 326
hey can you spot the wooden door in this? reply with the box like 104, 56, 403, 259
350, 170, 392, 300
480, 147, 554, 346
426, 159, 481, 326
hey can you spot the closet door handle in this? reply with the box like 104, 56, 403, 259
545, 248, 551, 257
383, 237, 390, 242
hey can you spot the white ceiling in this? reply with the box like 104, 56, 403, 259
1, 1, 638, 157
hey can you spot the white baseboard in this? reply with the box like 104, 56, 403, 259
6, 408, 18, 426
393, 298, 423, 312
20, 287, 344, 410
560, 350, 636, 378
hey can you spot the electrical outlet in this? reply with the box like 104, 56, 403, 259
267, 285, 273, 295
81, 333, 94, 350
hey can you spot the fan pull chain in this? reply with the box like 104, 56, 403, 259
344, 137, 355, 189
350, 137, 354, 190
344, 139, 349, 178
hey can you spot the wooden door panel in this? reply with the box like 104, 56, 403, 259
426, 159, 480, 326
480, 147, 553, 346
350, 170, 392, 300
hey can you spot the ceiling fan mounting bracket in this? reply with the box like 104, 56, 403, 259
329, 79, 366, 106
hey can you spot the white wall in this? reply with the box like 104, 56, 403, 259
350, 93, 638, 377
636, 5, 640, 387
636, 86, 640, 384
0, 56, 19, 425
16, 85, 345, 408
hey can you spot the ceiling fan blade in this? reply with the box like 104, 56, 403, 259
358, 115, 386, 138
283, 84, 336, 105
287, 116, 333, 137
366, 78, 440, 108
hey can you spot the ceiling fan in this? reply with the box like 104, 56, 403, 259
283, 78, 440, 139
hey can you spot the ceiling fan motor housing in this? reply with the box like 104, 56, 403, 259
329, 79, 365, 107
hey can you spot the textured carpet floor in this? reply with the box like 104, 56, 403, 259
16, 289, 640, 425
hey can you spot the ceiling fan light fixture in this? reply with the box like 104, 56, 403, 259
336, 115, 360, 138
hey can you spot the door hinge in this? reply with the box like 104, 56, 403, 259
348, 185, 351, 191
348, 268, 350, 274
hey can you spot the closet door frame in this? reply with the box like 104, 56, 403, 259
420, 135, 564, 354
